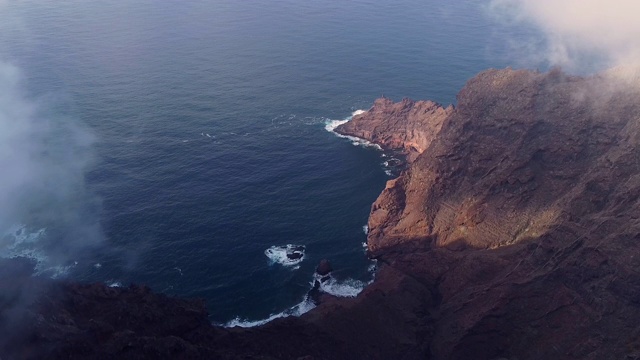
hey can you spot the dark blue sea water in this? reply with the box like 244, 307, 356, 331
0, 1, 536, 323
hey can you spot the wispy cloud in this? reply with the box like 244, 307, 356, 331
0, 60, 103, 269
489, 0, 640, 74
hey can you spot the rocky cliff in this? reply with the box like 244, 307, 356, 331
336, 67, 640, 359
4, 68, 640, 359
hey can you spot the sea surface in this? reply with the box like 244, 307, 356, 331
0, 0, 537, 324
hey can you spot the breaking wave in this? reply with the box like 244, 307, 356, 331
324, 110, 382, 150
106, 280, 123, 288
222, 259, 378, 328
316, 274, 368, 298
325, 110, 406, 178
265, 244, 306, 267
223, 298, 316, 328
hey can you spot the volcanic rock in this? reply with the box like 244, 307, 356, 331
315, 259, 333, 276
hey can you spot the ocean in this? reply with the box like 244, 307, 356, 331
0, 0, 534, 324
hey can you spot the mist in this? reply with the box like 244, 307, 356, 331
0, 60, 102, 275
489, 0, 640, 75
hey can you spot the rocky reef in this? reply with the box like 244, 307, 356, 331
4, 67, 640, 359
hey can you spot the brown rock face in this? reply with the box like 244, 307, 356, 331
364, 68, 640, 254
341, 67, 640, 359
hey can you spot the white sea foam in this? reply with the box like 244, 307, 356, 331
325, 123, 382, 150
107, 280, 123, 288
265, 244, 305, 266
318, 276, 368, 298
1, 224, 80, 278
313, 259, 378, 298
324, 110, 383, 150
223, 257, 378, 328
324, 119, 350, 133
362, 224, 369, 234
381, 157, 404, 177
2, 225, 47, 268
2, 224, 45, 249
49, 263, 76, 279
223, 298, 316, 328
368, 259, 378, 275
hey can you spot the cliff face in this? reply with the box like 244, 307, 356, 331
345, 69, 640, 254
334, 68, 640, 359
5, 68, 640, 360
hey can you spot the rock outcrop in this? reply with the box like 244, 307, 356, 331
5, 67, 640, 359
337, 97, 453, 162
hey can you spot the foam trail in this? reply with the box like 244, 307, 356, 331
324, 109, 366, 132
316, 274, 369, 298
0, 225, 70, 277
106, 280, 123, 288
325, 110, 382, 150
368, 260, 377, 274
324, 118, 349, 133
223, 299, 316, 328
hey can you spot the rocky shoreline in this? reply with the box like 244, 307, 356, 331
4, 67, 640, 359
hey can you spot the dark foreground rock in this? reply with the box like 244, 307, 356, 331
0, 261, 433, 359
4, 67, 640, 359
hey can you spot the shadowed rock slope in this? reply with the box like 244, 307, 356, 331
4, 68, 640, 359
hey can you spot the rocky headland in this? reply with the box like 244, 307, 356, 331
4, 68, 640, 359
337, 97, 453, 162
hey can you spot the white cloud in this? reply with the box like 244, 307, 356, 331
0, 60, 102, 267
490, 0, 640, 72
